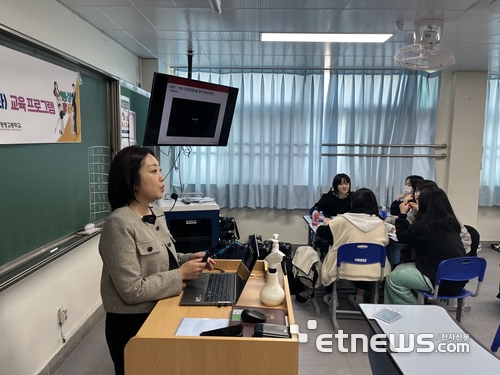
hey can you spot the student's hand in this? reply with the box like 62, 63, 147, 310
408, 201, 419, 215
179, 259, 207, 280
323, 218, 330, 226
399, 201, 410, 215
402, 193, 413, 204
396, 193, 405, 201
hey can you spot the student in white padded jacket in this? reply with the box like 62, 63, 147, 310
319, 188, 390, 310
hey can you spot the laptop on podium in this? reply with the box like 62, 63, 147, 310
179, 234, 259, 306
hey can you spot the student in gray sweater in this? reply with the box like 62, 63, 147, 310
99, 146, 215, 375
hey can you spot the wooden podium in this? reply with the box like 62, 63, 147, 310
124, 260, 298, 374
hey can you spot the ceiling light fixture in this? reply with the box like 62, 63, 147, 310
260, 33, 392, 43
208, 0, 222, 14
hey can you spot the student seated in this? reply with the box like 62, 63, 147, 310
313, 173, 352, 218
390, 175, 423, 216
384, 187, 467, 305
410, 180, 472, 254
318, 188, 390, 310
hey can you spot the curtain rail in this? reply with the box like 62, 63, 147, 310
322, 143, 447, 149
322, 153, 447, 159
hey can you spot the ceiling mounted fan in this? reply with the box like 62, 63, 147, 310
394, 19, 455, 71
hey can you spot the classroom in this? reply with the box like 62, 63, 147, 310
1, 1, 500, 374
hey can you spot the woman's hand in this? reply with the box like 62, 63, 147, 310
189, 251, 216, 271
323, 218, 330, 226
179, 258, 207, 280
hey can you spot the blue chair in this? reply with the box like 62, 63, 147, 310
416, 257, 487, 323
491, 324, 500, 352
329, 243, 387, 332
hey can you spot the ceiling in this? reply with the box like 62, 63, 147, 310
58, 0, 500, 74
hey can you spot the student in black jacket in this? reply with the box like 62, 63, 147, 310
389, 175, 423, 216
313, 173, 352, 218
384, 187, 466, 304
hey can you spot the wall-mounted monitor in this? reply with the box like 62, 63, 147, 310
143, 73, 239, 146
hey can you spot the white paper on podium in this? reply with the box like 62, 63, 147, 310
175, 318, 230, 336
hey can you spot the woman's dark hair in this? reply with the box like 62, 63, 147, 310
417, 187, 461, 233
415, 179, 438, 192
331, 173, 351, 195
349, 188, 380, 216
108, 145, 155, 211
406, 175, 424, 192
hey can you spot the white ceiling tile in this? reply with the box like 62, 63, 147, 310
56, 0, 500, 72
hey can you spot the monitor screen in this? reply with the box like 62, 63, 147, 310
143, 73, 239, 146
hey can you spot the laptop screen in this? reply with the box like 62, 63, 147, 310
236, 235, 259, 284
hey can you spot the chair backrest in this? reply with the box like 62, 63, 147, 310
434, 257, 487, 286
491, 324, 500, 352
337, 243, 386, 280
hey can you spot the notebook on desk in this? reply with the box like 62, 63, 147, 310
179, 234, 259, 306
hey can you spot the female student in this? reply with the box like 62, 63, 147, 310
319, 188, 390, 310
99, 146, 215, 375
313, 173, 352, 218
410, 180, 472, 254
384, 187, 466, 305
390, 175, 423, 216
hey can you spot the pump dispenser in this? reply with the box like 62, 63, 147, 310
260, 233, 285, 306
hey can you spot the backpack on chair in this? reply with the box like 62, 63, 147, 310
291, 246, 322, 303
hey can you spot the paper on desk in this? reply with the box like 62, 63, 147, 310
388, 233, 398, 242
175, 318, 230, 336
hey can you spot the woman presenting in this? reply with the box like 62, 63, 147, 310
99, 145, 215, 375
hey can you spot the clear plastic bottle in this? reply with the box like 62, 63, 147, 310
319, 210, 325, 224
312, 210, 320, 226
380, 205, 388, 220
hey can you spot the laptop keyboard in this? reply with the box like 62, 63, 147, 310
205, 273, 233, 302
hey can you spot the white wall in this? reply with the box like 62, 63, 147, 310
435, 71, 500, 240
0, 236, 102, 375
0, 0, 140, 85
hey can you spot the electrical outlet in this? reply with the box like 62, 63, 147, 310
58, 308, 68, 325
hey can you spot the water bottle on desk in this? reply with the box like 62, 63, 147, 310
380, 206, 388, 220
311, 209, 320, 226
319, 211, 325, 224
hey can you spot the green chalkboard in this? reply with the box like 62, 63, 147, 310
0, 73, 110, 269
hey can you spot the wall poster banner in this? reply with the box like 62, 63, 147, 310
0, 45, 82, 144
128, 110, 136, 146
120, 95, 130, 149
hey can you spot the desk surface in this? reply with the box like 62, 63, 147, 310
359, 304, 500, 375
124, 260, 298, 375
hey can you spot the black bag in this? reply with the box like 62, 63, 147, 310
209, 241, 248, 260
219, 217, 240, 242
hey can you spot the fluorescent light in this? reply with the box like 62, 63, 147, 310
260, 33, 392, 43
